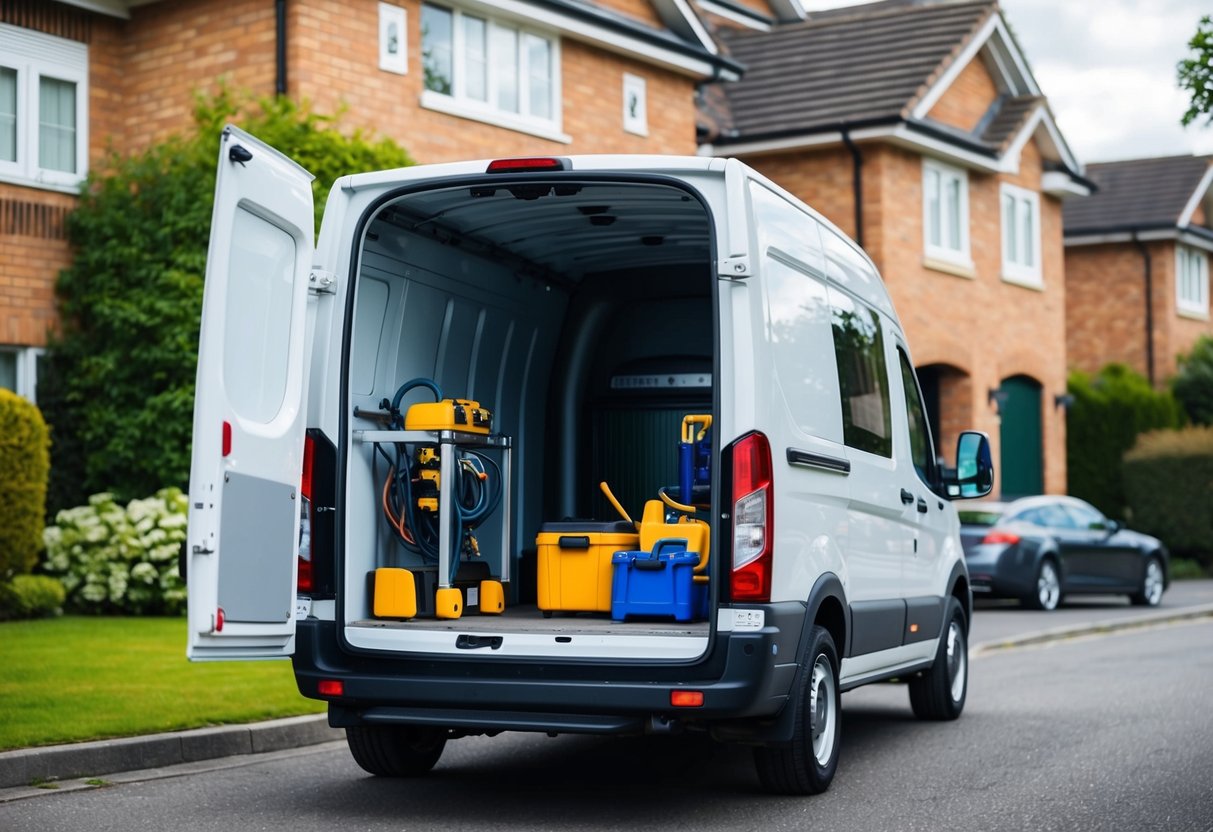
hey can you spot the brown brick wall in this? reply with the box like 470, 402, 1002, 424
1065, 240, 1213, 383
291, 0, 698, 161
0, 184, 73, 346
926, 55, 999, 134
590, 0, 664, 27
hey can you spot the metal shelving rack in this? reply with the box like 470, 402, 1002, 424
354, 429, 513, 591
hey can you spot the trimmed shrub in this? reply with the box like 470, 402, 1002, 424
0, 575, 66, 621
0, 389, 50, 582
42, 489, 189, 615
1172, 335, 1213, 426
1123, 427, 1213, 569
1066, 364, 1184, 519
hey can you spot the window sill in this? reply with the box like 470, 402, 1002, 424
420, 91, 571, 144
1001, 271, 1045, 291
1177, 306, 1210, 321
922, 256, 975, 279
0, 169, 85, 195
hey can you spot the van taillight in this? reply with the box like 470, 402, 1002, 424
730, 432, 773, 602
298, 434, 315, 593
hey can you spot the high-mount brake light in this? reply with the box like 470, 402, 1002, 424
730, 432, 773, 602
486, 157, 570, 173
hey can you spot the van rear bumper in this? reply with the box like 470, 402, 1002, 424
292, 604, 804, 734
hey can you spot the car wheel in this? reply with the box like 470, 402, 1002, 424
908, 597, 967, 721
1023, 558, 1061, 611
346, 725, 448, 777
1130, 556, 1165, 607
754, 625, 841, 795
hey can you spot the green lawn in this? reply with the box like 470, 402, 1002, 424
0, 616, 324, 751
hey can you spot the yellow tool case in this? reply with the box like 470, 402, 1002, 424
535, 520, 638, 614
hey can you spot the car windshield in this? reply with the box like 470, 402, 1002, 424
957, 510, 1002, 526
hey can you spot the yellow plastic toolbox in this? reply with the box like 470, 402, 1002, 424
536, 521, 638, 613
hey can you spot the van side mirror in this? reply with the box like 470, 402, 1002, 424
943, 431, 993, 500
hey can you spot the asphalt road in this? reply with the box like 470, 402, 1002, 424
3, 613, 1211, 831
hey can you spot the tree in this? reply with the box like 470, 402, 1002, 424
1179, 15, 1213, 127
42, 90, 413, 513
1172, 335, 1213, 426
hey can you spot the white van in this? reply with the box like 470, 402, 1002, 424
186, 126, 994, 795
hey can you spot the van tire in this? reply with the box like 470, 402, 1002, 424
345, 725, 448, 777
753, 625, 841, 795
908, 597, 967, 721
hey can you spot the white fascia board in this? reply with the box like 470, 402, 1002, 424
911, 12, 999, 119
997, 104, 1045, 176
1042, 171, 1091, 199
1178, 229, 1213, 254
698, 0, 772, 31
768, 0, 807, 21
698, 130, 845, 157
1178, 163, 1213, 228
457, 0, 726, 79
988, 16, 1040, 96
852, 124, 1006, 173
1036, 109, 1083, 177
656, 0, 719, 54
53, 0, 132, 17
1063, 232, 1136, 247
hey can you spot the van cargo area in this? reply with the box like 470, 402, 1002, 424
339, 174, 719, 661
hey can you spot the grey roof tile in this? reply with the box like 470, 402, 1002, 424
1063, 155, 1213, 234
707, 0, 996, 141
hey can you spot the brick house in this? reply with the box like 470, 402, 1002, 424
1063, 155, 1213, 386
696, 0, 1091, 497
0, 0, 737, 403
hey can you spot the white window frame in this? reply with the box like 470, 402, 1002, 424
419, 4, 567, 143
378, 3, 408, 75
0, 346, 43, 403
622, 73, 647, 136
1176, 245, 1210, 318
0, 24, 88, 192
922, 158, 971, 268
1000, 183, 1043, 288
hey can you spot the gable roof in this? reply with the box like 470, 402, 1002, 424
698, 0, 1087, 193
1063, 155, 1213, 239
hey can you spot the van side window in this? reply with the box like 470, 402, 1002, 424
829, 290, 891, 457
897, 347, 936, 485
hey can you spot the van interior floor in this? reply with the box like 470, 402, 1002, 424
350, 605, 710, 637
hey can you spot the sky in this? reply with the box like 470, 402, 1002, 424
999, 0, 1213, 165
805, 0, 1213, 165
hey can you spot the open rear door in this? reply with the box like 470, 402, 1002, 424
187, 126, 315, 660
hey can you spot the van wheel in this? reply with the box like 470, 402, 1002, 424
753, 625, 841, 795
909, 597, 967, 721
345, 725, 448, 777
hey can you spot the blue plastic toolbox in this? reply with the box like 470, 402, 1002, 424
610, 538, 705, 622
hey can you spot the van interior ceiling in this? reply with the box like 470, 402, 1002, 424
342, 176, 717, 642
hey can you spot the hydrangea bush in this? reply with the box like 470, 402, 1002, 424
43, 488, 188, 615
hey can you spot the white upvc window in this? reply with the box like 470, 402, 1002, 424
922, 159, 970, 267
0, 346, 43, 403
1177, 245, 1210, 318
420, 4, 564, 141
0, 24, 88, 191
1000, 183, 1042, 287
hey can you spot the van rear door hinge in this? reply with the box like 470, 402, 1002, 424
308, 270, 337, 295
719, 255, 751, 279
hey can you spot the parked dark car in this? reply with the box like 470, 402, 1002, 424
959, 496, 1168, 611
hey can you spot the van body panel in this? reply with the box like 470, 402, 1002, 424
190, 139, 979, 777
186, 125, 315, 661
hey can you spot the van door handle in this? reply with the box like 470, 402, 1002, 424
917, 498, 929, 514
900, 488, 915, 505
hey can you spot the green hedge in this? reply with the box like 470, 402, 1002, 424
1066, 365, 1184, 519
1123, 427, 1213, 568
42, 489, 188, 615
0, 389, 50, 582
0, 575, 65, 621
1172, 335, 1213, 426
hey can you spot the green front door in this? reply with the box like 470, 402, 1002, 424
999, 375, 1043, 498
